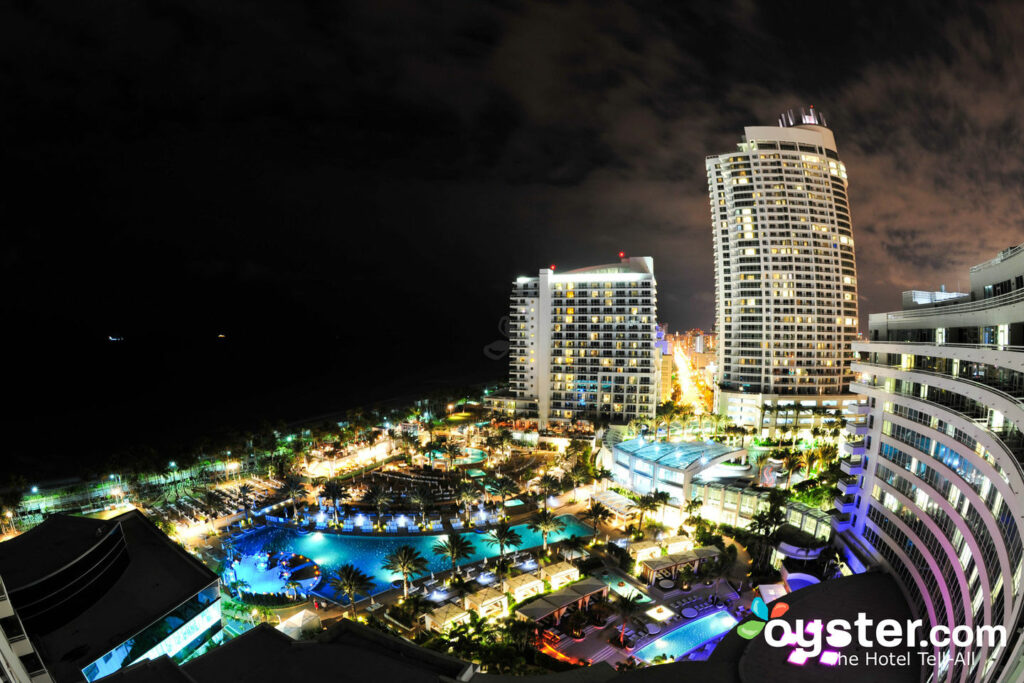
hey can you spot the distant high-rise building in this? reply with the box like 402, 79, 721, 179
487, 256, 660, 428
841, 243, 1024, 683
707, 107, 861, 434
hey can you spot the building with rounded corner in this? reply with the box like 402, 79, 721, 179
843, 243, 1024, 683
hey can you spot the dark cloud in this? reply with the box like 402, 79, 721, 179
3, 0, 1022, 465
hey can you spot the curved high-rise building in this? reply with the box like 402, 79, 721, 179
844, 244, 1024, 683
707, 107, 860, 437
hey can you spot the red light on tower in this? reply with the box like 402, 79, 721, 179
618, 251, 625, 258
550, 264, 556, 271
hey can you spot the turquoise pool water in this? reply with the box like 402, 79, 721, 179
504, 499, 525, 507
231, 514, 591, 601
599, 573, 652, 603
426, 447, 487, 465
635, 610, 738, 662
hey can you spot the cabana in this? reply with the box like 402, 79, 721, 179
627, 540, 661, 562
639, 546, 720, 585
424, 603, 471, 632
465, 587, 508, 618
515, 577, 609, 623
540, 561, 580, 590
275, 609, 322, 640
590, 490, 638, 527
662, 534, 692, 555
504, 572, 544, 603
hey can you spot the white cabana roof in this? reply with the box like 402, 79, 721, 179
515, 577, 608, 621
540, 561, 578, 579
428, 603, 470, 627
275, 609, 322, 639
758, 582, 789, 605
591, 490, 636, 518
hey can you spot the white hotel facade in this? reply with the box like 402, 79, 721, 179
707, 108, 861, 436
841, 244, 1024, 683
488, 256, 660, 429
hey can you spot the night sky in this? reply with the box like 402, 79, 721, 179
4, 0, 1023, 475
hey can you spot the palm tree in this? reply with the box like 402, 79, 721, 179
754, 450, 771, 485
364, 486, 393, 526
284, 580, 302, 600
328, 564, 374, 618
383, 545, 429, 599
484, 522, 523, 572
491, 477, 519, 512
432, 534, 475, 576
444, 441, 463, 470
280, 475, 305, 519
456, 481, 479, 524
202, 490, 221, 531
320, 479, 347, 525
782, 450, 802, 489
527, 509, 566, 551
407, 485, 432, 526
649, 490, 671, 522
614, 594, 643, 646
537, 474, 561, 509
631, 494, 659, 530
581, 501, 612, 537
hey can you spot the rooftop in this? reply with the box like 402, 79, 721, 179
0, 514, 113, 587
614, 438, 742, 471
0, 511, 218, 683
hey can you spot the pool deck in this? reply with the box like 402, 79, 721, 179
548, 566, 744, 667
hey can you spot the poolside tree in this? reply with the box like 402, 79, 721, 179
328, 564, 375, 618
237, 483, 254, 520
284, 580, 302, 601
537, 474, 562, 509
364, 486, 393, 527
614, 594, 643, 646
320, 479, 348, 525
456, 481, 480, 524
383, 545, 429, 599
408, 485, 432, 526
491, 477, 519, 512
581, 501, 612, 537
280, 475, 305, 519
432, 534, 475, 577
484, 522, 523, 573
527, 509, 566, 551
444, 441, 463, 470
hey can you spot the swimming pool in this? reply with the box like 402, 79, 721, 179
599, 573, 652, 603
231, 514, 592, 601
635, 610, 738, 662
426, 447, 487, 465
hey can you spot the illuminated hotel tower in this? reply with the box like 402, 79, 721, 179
487, 256, 660, 429
707, 107, 861, 435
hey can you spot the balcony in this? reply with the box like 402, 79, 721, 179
834, 494, 857, 513
844, 423, 869, 437
841, 440, 865, 457
836, 477, 860, 495
852, 403, 871, 415
840, 458, 863, 475
830, 510, 853, 532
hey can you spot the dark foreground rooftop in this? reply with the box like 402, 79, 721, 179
0, 510, 217, 683
106, 572, 919, 683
